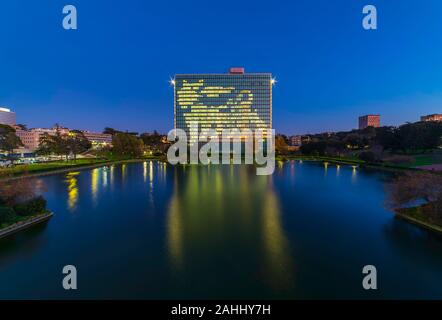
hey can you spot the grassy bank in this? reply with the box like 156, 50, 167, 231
0, 210, 51, 230
277, 154, 363, 165
277, 154, 429, 173
0, 156, 166, 180
1, 158, 108, 176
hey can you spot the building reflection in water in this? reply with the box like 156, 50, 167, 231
65, 172, 80, 211
166, 164, 293, 289
167, 171, 183, 270
261, 176, 294, 290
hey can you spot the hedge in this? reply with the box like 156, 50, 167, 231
13, 196, 47, 217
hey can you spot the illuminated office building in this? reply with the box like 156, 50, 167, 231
421, 114, 442, 122
358, 114, 380, 130
173, 68, 273, 143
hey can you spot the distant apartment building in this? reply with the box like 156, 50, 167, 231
80, 131, 112, 146
15, 127, 110, 151
290, 135, 303, 146
359, 114, 380, 130
15, 129, 40, 150
15, 127, 70, 151
173, 68, 273, 144
421, 114, 442, 122
0, 107, 16, 126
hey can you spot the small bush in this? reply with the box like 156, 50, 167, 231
13, 196, 47, 217
358, 151, 377, 163
0, 206, 17, 224
383, 155, 414, 165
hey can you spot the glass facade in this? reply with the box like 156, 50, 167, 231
174, 72, 272, 143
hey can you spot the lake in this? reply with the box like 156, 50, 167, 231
1, 161, 442, 299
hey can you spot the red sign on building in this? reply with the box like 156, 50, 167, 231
229, 67, 245, 74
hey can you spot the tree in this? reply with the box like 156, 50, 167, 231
103, 127, 121, 136
386, 172, 442, 221
358, 151, 377, 163
343, 133, 366, 149
0, 206, 16, 225
36, 130, 68, 160
275, 135, 289, 155
14, 196, 47, 216
300, 140, 327, 155
36, 132, 58, 157
324, 139, 346, 156
0, 176, 46, 207
37, 130, 91, 160
375, 126, 400, 151
15, 124, 27, 130
67, 131, 92, 160
0, 124, 23, 161
397, 121, 442, 153
140, 131, 168, 154
112, 132, 144, 158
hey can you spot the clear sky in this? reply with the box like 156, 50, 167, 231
1, 0, 442, 135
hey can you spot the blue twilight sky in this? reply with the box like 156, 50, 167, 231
1, 0, 442, 135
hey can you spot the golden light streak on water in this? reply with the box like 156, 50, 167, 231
149, 161, 154, 183
352, 165, 358, 183
121, 164, 127, 182
261, 187, 294, 290
167, 174, 183, 270
65, 172, 80, 211
102, 167, 108, 187
143, 162, 147, 182
91, 168, 99, 204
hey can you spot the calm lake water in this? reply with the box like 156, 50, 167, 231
1, 161, 442, 299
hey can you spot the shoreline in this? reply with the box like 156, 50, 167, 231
278, 155, 429, 173
2, 154, 436, 180
395, 212, 442, 234
0, 212, 54, 240
0, 158, 164, 181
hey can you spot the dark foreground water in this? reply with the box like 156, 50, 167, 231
1, 161, 442, 299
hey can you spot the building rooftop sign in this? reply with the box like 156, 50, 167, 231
229, 67, 245, 74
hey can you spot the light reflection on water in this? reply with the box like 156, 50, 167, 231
91, 168, 99, 205
65, 172, 79, 211
165, 164, 293, 290
2, 161, 442, 299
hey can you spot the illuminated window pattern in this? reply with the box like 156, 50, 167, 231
174, 74, 272, 142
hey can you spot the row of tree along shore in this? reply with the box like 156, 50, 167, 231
274, 120, 442, 234
276, 120, 442, 167
0, 125, 168, 177
0, 127, 170, 237
1, 121, 442, 235
0, 176, 50, 236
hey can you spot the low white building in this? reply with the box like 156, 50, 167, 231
80, 131, 112, 146
0, 107, 16, 126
